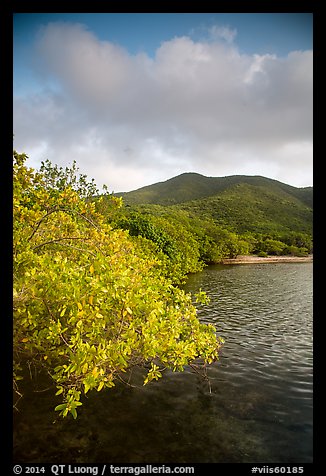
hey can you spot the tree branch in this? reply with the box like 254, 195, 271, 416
28, 205, 101, 243
33, 236, 87, 250
27, 207, 61, 242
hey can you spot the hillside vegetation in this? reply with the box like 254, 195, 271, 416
118, 172, 313, 209
113, 173, 312, 272
175, 182, 312, 235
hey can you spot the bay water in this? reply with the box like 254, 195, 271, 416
13, 263, 313, 463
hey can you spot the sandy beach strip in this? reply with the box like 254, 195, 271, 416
220, 255, 313, 265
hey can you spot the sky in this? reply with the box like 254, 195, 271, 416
13, 13, 313, 192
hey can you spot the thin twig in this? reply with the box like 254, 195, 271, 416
59, 332, 75, 353
28, 205, 101, 245
34, 240, 98, 257
32, 236, 86, 250
71, 209, 101, 231
190, 363, 212, 393
27, 207, 60, 242
34, 386, 54, 393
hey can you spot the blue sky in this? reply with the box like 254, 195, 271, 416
14, 13, 313, 57
13, 13, 313, 191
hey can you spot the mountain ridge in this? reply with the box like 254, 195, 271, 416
117, 172, 313, 209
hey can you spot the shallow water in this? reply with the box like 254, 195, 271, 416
13, 263, 313, 463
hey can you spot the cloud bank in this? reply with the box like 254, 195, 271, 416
13, 22, 313, 191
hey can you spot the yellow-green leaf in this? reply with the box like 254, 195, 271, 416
92, 367, 98, 378
60, 307, 67, 317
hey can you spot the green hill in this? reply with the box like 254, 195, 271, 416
117, 173, 312, 235
118, 172, 312, 207
176, 182, 312, 235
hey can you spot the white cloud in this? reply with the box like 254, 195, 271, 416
13, 22, 313, 191
208, 25, 237, 43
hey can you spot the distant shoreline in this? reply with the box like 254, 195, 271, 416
221, 255, 313, 265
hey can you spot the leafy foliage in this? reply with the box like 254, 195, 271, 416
114, 173, 312, 264
39, 159, 100, 199
13, 151, 224, 419
108, 202, 311, 276
116, 213, 176, 259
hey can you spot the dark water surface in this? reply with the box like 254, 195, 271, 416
13, 263, 313, 463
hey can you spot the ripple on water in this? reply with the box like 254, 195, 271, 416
13, 263, 313, 464
186, 263, 313, 462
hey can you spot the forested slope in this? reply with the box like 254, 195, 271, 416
114, 173, 312, 266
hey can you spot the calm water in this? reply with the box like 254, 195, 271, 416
13, 263, 313, 463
